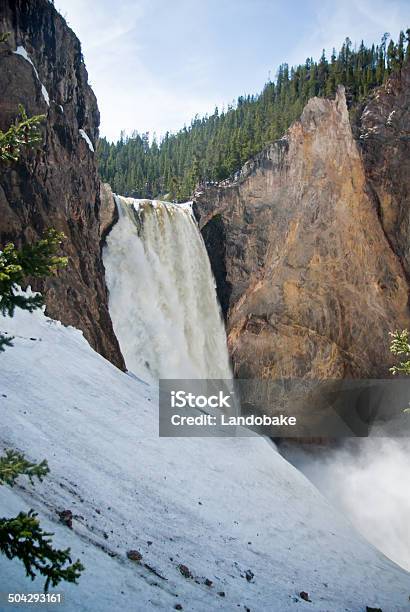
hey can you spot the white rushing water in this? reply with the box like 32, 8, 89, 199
283, 437, 410, 572
103, 196, 232, 382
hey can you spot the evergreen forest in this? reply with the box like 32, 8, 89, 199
98, 30, 410, 200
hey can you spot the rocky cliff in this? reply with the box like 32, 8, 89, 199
194, 77, 410, 380
0, 0, 124, 369
358, 64, 410, 277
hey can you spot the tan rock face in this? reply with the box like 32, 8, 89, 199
0, 0, 124, 369
195, 86, 410, 380
100, 183, 118, 243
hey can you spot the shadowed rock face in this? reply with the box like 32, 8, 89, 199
357, 64, 410, 278
0, 0, 124, 369
194, 85, 410, 380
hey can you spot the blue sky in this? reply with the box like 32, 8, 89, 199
55, 0, 410, 142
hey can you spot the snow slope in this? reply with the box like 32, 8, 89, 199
0, 306, 409, 611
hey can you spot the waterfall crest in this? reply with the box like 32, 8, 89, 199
103, 196, 232, 382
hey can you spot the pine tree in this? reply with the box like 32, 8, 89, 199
406, 29, 410, 61
0, 450, 83, 590
0, 105, 45, 163
0, 230, 67, 350
398, 30, 405, 67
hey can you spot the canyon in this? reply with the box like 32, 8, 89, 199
1, 2, 410, 608
2, 1, 409, 386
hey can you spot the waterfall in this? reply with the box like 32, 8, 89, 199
103, 196, 232, 382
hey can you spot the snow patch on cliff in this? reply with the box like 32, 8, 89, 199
79, 129, 95, 152
14, 46, 50, 106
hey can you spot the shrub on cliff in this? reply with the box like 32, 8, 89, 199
0, 104, 44, 162
390, 330, 410, 376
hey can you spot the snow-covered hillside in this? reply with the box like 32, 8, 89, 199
0, 306, 409, 611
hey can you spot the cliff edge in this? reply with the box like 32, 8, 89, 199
0, 0, 123, 369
